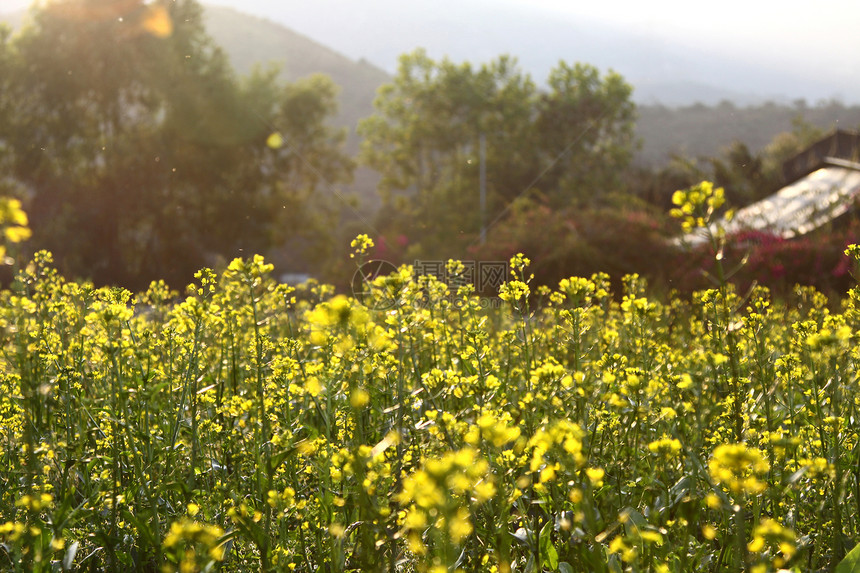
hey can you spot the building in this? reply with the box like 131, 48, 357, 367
677, 129, 860, 247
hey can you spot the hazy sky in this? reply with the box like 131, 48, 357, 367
4, 0, 857, 76
513, 0, 860, 77
3, 0, 858, 101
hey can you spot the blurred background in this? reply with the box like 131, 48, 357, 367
1, 0, 859, 295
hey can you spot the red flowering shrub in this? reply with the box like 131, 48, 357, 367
674, 220, 860, 297
471, 198, 678, 293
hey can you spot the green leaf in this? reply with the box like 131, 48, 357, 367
63, 540, 79, 570
620, 507, 648, 536
559, 563, 574, 573
540, 520, 559, 570
119, 508, 157, 548
544, 543, 559, 570
836, 542, 860, 573
524, 555, 537, 573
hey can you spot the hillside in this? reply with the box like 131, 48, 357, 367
635, 101, 860, 165
177, 6, 860, 168
202, 4, 388, 149
201, 5, 388, 211
4, 3, 860, 184
198, 0, 860, 108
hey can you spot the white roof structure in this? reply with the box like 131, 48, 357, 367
676, 159, 860, 248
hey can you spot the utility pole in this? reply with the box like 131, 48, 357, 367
479, 133, 487, 244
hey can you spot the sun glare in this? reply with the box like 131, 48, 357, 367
141, 4, 172, 38
43, 0, 173, 38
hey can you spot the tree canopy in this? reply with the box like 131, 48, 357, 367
358, 49, 636, 257
0, 0, 352, 289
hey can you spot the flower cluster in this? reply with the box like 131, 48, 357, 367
0, 234, 859, 571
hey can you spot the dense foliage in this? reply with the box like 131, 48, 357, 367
3, 1, 859, 294
634, 100, 860, 167
359, 49, 636, 259
2, 228, 860, 571
1, 4, 859, 565
0, 0, 352, 290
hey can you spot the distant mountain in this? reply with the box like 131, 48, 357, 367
202, 5, 388, 148
199, 0, 856, 107
633, 80, 762, 108
194, 7, 860, 193
6, 0, 851, 107
4, 2, 860, 173
634, 101, 860, 166
200, 5, 388, 211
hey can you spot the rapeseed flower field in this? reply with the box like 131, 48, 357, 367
2, 190, 860, 571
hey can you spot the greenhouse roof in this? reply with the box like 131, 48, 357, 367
676, 158, 860, 248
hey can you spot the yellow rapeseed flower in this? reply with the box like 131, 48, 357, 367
648, 436, 682, 460
708, 443, 769, 495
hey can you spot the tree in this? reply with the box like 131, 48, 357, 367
625, 153, 707, 209
0, 25, 23, 202
2, 0, 352, 289
710, 141, 771, 206
358, 50, 636, 257
357, 50, 533, 256
706, 117, 826, 208
533, 61, 637, 203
